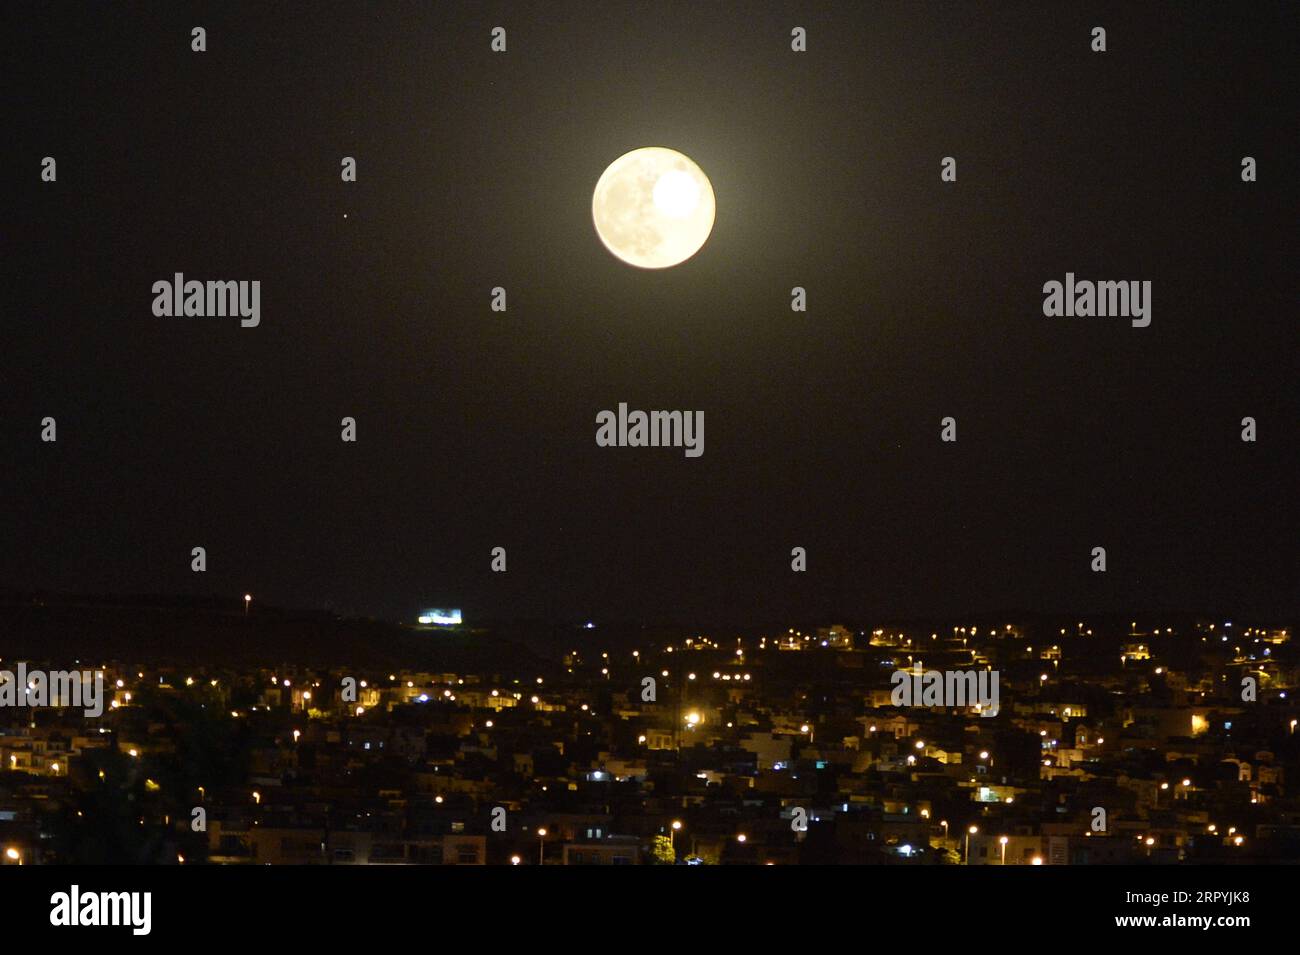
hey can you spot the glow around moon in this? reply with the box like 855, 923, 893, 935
592, 147, 716, 269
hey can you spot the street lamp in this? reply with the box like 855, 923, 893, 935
244, 594, 252, 616
670, 820, 682, 850
999, 836, 1008, 865
940, 820, 949, 844
966, 825, 978, 864
537, 828, 547, 865
4, 847, 20, 865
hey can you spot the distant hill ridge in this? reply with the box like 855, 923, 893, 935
0, 595, 548, 675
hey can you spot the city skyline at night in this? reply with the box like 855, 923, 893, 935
2, 0, 1295, 937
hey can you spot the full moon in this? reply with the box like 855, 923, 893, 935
592, 147, 716, 269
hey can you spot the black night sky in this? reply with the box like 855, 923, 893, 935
5, 2, 1296, 626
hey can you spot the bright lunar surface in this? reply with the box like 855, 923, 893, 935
592, 147, 716, 268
